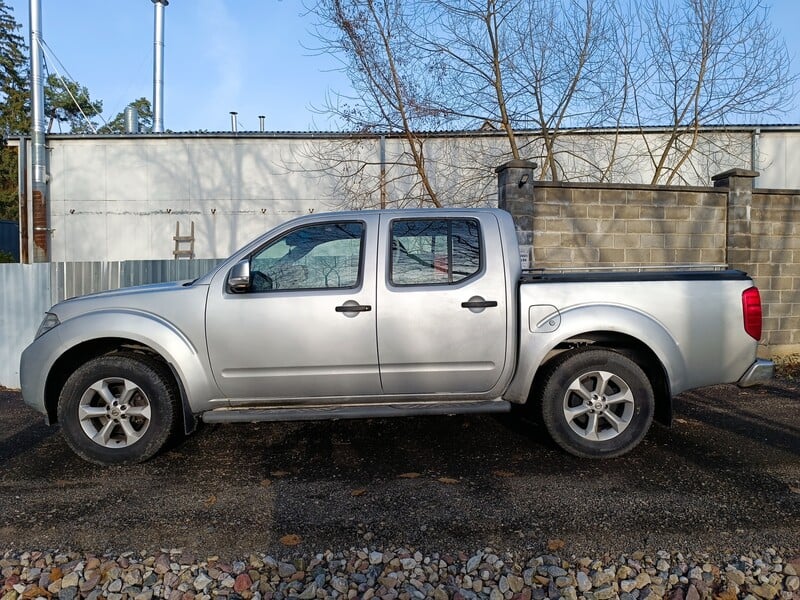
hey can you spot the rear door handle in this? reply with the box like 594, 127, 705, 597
461, 300, 498, 309
335, 304, 372, 312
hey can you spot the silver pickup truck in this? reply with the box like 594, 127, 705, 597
21, 208, 773, 465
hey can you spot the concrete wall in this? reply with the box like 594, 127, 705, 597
756, 131, 800, 189
498, 162, 799, 353
34, 127, 799, 262
749, 189, 800, 347
522, 182, 727, 267
46, 137, 343, 262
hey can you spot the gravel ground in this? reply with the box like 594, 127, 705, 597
1, 547, 799, 600
1, 376, 799, 599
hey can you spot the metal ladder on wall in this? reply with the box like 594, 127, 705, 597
173, 221, 195, 259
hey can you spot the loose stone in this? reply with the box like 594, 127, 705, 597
466, 556, 482, 574
576, 572, 592, 592
193, 573, 212, 592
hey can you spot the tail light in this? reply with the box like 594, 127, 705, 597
742, 287, 763, 341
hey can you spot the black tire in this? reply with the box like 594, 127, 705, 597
538, 348, 654, 459
57, 352, 180, 465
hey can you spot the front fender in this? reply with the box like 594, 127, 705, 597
505, 303, 686, 403
25, 309, 221, 419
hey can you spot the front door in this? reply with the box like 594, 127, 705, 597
376, 214, 508, 395
206, 215, 381, 402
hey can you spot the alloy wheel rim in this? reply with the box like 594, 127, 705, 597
78, 377, 152, 448
562, 370, 635, 442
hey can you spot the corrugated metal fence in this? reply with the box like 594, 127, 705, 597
0, 259, 223, 388
49, 259, 222, 305
0, 264, 51, 389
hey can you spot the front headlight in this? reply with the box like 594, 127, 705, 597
35, 312, 61, 339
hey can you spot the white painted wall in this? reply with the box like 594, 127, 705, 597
756, 132, 800, 189
47, 137, 354, 261
41, 129, 799, 262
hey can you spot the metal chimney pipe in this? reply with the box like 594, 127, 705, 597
125, 105, 140, 133
29, 0, 49, 261
152, 0, 168, 133
230, 112, 238, 133
258, 115, 265, 132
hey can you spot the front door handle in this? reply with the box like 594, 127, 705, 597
335, 304, 372, 312
461, 299, 498, 309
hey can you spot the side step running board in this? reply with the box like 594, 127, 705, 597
201, 399, 511, 424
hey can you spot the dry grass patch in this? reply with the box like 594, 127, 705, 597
774, 353, 800, 380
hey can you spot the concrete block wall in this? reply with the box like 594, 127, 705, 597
530, 184, 727, 268
497, 161, 799, 353
750, 189, 800, 347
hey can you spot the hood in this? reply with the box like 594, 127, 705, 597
62, 280, 190, 302
51, 280, 204, 320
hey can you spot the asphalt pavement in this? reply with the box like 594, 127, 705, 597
0, 378, 798, 560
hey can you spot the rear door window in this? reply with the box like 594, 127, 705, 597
390, 219, 481, 286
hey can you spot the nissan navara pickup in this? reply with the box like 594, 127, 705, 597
20, 208, 774, 465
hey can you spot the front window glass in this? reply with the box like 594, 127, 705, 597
390, 219, 481, 286
250, 222, 364, 291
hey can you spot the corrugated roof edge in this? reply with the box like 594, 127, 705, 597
30, 123, 800, 140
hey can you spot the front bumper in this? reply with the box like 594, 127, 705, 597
19, 330, 60, 420
737, 358, 775, 387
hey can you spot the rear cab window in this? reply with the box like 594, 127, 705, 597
390, 218, 482, 286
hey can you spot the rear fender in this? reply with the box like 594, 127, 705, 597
506, 303, 686, 404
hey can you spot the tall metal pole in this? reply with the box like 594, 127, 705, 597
29, 0, 48, 261
152, 0, 168, 133
379, 135, 387, 209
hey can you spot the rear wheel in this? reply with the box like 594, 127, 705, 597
538, 349, 654, 458
57, 352, 179, 465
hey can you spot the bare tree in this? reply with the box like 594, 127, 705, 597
304, 0, 796, 205
629, 0, 796, 184
416, 0, 524, 159
309, 0, 450, 207
285, 131, 510, 210
507, 0, 624, 180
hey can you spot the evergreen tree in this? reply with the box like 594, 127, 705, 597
0, 1, 26, 221
44, 73, 103, 133
0, 0, 28, 136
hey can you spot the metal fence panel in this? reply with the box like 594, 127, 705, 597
1, 259, 225, 388
0, 263, 51, 387
122, 259, 222, 289
51, 261, 122, 304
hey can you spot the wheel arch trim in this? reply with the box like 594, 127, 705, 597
507, 303, 686, 404
38, 309, 219, 424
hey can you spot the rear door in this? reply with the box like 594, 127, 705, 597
376, 213, 508, 395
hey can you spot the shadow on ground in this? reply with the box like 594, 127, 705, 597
0, 381, 798, 558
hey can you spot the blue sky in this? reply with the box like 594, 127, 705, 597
6, 0, 800, 132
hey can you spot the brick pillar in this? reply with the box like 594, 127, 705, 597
712, 168, 758, 271
496, 159, 537, 268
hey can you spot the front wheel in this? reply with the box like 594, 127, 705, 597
57, 352, 179, 465
538, 349, 655, 458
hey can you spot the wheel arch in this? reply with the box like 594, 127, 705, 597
44, 337, 196, 434
529, 331, 672, 426
37, 309, 222, 428
508, 302, 687, 427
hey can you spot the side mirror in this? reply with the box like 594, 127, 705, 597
227, 259, 251, 293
